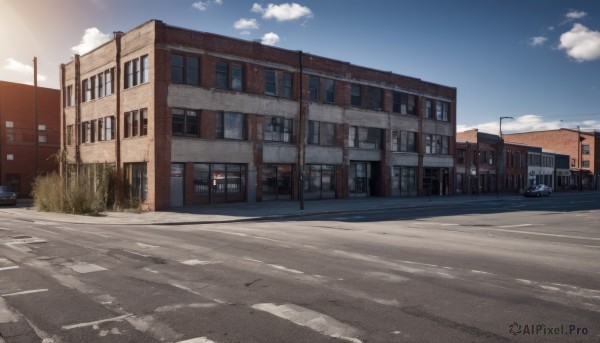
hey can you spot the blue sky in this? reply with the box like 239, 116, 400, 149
1, 0, 599, 133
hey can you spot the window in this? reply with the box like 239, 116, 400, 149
457, 149, 465, 163
348, 126, 357, 147
393, 92, 417, 115
582, 144, 590, 155
366, 86, 382, 110
125, 109, 148, 138
309, 76, 319, 102
141, 55, 149, 83
391, 131, 417, 152
82, 79, 90, 102
424, 134, 450, 154
125, 55, 149, 88
96, 73, 103, 98
216, 112, 245, 140
232, 64, 243, 91
97, 116, 115, 141
308, 120, 319, 144
351, 84, 361, 107
38, 135, 47, 143
90, 76, 96, 100
265, 116, 293, 143
582, 160, 590, 168
216, 61, 228, 89
81, 121, 92, 143
67, 125, 74, 145
105, 69, 113, 95
264, 69, 292, 97
171, 54, 184, 83
308, 121, 335, 146
125, 163, 147, 202
264, 69, 276, 96
436, 101, 449, 121
65, 85, 73, 107
324, 79, 335, 103
141, 109, 148, 136
172, 108, 199, 137
38, 124, 46, 131
425, 100, 433, 119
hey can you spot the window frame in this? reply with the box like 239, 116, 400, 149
216, 112, 246, 140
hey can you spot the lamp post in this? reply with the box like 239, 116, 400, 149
498, 117, 514, 197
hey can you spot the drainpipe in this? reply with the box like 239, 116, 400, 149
298, 50, 305, 211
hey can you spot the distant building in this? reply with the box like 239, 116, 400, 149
60, 20, 457, 211
503, 142, 528, 193
456, 129, 501, 194
505, 129, 598, 190
0, 81, 60, 196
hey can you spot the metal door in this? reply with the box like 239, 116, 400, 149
170, 163, 184, 207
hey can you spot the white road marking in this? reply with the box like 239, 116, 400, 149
243, 257, 263, 263
136, 242, 159, 249
492, 228, 600, 241
63, 262, 107, 274
171, 284, 226, 304
143, 268, 159, 274
123, 250, 150, 257
516, 279, 532, 284
2, 289, 48, 297
0, 266, 19, 271
251, 236, 284, 243
55, 226, 111, 238
181, 260, 220, 266
413, 222, 459, 226
177, 337, 217, 343
497, 224, 537, 228
61, 314, 132, 330
470, 270, 494, 275
35, 228, 59, 235
392, 331, 402, 335
252, 303, 362, 343
268, 264, 304, 274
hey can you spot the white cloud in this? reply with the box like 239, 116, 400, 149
558, 23, 600, 62
529, 36, 548, 47
71, 27, 111, 55
251, 3, 313, 22
215, 0, 223, 4
548, 26, 555, 31
234, 18, 259, 30
458, 114, 600, 135
192, 1, 209, 11
4, 58, 47, 82
261, 32, 280, 46
566, 10, 587, 20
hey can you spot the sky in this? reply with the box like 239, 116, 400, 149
1, 0, 599, 134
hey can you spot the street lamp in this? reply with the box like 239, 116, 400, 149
499, 116, 514, 138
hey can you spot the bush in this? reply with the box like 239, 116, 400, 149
32, 165, 117, 216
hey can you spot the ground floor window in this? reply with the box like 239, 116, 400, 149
193, 163, 246, 204
392, 166, 417, 197
423, 168, 449, 196
304, 164, 337, 200
262, 164, 293, 201
125, 163, 147, 202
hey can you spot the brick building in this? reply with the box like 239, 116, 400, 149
456, 129, 501, 194
60, 20, 457, 210
0, 81, 60, 196
503, 142, 528, 193
504, 129, 598, 190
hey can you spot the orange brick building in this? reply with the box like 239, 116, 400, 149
0, 81, 60, 196
60, 20, 457, 210
505, 129, 598, 190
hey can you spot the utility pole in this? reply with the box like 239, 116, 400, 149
578, 126, 582, 191
498, 116, 514, 197
33, 57, 39, 174
297, 51, 305, 212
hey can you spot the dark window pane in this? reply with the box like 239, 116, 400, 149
265, 70, 276, 95
187, 56, 199, 85
171, 54, 184, 83
232, 64, 243, 91
216, 62, 228, 89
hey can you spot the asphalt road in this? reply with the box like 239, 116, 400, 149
0, 193, 599, 342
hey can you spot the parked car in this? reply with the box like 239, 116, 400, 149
0, 186, 17, 205
524, 184, 552, 197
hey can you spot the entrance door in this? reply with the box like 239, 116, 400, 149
170, 163, 184, 207
349, 162, 369, 197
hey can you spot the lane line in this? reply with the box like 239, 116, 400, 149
491, 228, 600, 241
252, 303, 362, 343
268, 264, 304, 274
177, 337, 217, 343
0, 266, 19, 271
61, 314, 132, 330
2, 289, 48, 297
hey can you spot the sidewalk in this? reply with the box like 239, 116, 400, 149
0, 191, 596, 226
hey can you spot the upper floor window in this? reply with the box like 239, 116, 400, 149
424, 134, 450, 154
124, 109, 148, 138
308, 76, 319, 102
264, 116, 293, 143
457, 149, 465, 163
391, 130, 417, 152
425, 99, 449, 121
351, 84, 361, 107
392, 92, 417, 115
582, 144, 590, 155
105, 69, 113, 96
216, 61, 243, 91
349, 126, 382, 149
324, 79, 335, 103
582, 160, 590, 168
125, 55, 149, 89
172, 108, 199, 137
81, 121, 94, 144
171, 54, 199, 85
65, 85, 73, 107
308, 121, 335, 146
365, 86, 383, 111
216, 112, 245, 140
98, 116, 115, 141
264, 69, 292, 98
66, 125, 74, 145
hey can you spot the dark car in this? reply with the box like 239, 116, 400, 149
0, 186, 17, 205
524, 184, 552, 197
